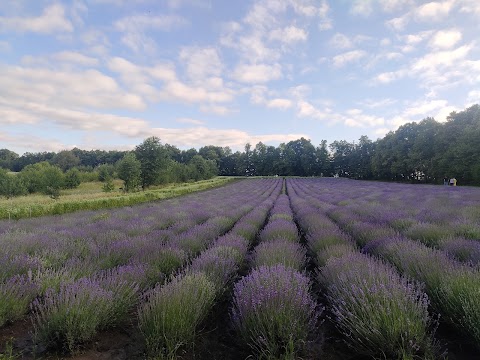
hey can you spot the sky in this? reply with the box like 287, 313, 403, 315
1, 0, 479, 155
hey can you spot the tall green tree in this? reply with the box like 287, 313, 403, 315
135, 136, 168, 189
50, 150, 81, 171
0, 149, 19, 170
117, 153, 141, 192
0, 169, 26, 198
18, 162, 65, 194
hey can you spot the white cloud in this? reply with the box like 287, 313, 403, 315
350, 0, 411, 15
269, 26, 308, 44
199, 104, 233, 115
52, 51, 99, 66
0, 132, 78, 153
412, 44, 472, 73
176, 117, 205, 125
373, 71, 398, 84
114, 14, 187, 53
332, 50, 367, 68
458, 0, 480, 15
0, 64, 145, 111
414, 0, 455, 21
0, 98, 149, 137
150, 126, 307, 150
466, 90, 480, 106
379, 0, 412, 12
107, 56, 234, 106
0, 4, 73, 34
266, 98, 293, 110
179, 46, 223, 82
386, 99, 455, 128
351, 0, 374, 16
329, 33, 353, 49
429, 29, 462, 49
232, 63, 282, 83
373, 43, 478, 89
386, 0, 455, 31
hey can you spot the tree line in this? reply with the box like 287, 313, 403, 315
1, 104, 479, 196
0, 137, 218, 198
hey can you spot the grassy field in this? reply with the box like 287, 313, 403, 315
0, 177, 236, 220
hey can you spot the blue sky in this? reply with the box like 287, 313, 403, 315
1, 0, 479, 154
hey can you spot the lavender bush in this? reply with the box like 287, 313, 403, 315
259, 218, 299, 243
253, 240, 306, 271
0, 275, 38, 327
138, 272, 216, 358
231, 265, 319, 359
318, 252, 438, 359
315, 243, 356, 266
32, 278, 114, 352
187, 246, 239, 290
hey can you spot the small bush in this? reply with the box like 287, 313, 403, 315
231, 265, 319, 359
0, 275, 38, 327
138, 272, 216, 358
253, 240, 306, 271
318, 252, 438, 359
32, 279, 113, 352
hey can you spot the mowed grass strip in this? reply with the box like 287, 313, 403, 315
0, 177, 235, 220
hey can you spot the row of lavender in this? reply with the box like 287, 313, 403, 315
231, 192, 320, 359
0, 179, 282, 354
138, 183, 282, 358
287, 179, 441, 359
289, 178, 480, 353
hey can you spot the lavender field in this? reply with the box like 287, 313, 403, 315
0, 178, 479, 359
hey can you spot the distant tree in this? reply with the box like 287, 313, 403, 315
188, 155, 218, 181
315, 140, 332, 176
50, 150, 81, 171
18, 162, 64, 194
117, 153, 141, 192
0, 149, 19, 171
0, 169, 26, 198
64, 168, 81, 189
176, 148, 196, 164
330, 140, 355, 177
13, 151, 55, 172
97, 164, 116, 182
135, 136, 168, 189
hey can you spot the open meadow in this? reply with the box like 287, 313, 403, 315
0, 178, 479, 360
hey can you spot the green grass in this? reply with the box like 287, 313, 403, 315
0, 177, 236, 220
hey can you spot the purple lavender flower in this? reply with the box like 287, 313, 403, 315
231, 264, 319, 359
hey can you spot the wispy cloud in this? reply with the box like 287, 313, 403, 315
0, 4, 73, 34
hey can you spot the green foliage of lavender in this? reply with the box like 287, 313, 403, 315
138, 272, 216, 358
259, 218, 299, 242
318, 252, 437, 359
32, 279, 114, 352
404, 222, 453, 247
188, 246, 239, 290
231, 265, 319, 359
315, 243, 356, 266
0, 275, 38, 327
253, 240, 306, 271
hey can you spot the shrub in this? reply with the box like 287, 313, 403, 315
259, 218, 299, 243
138, 272, 216, 358
0, 275, 38, 327
32, 279, 113, 352
253, 240, 306, 271
318, 252, 437, 359
231, 265, 319, 359
64, 168, 81, 189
